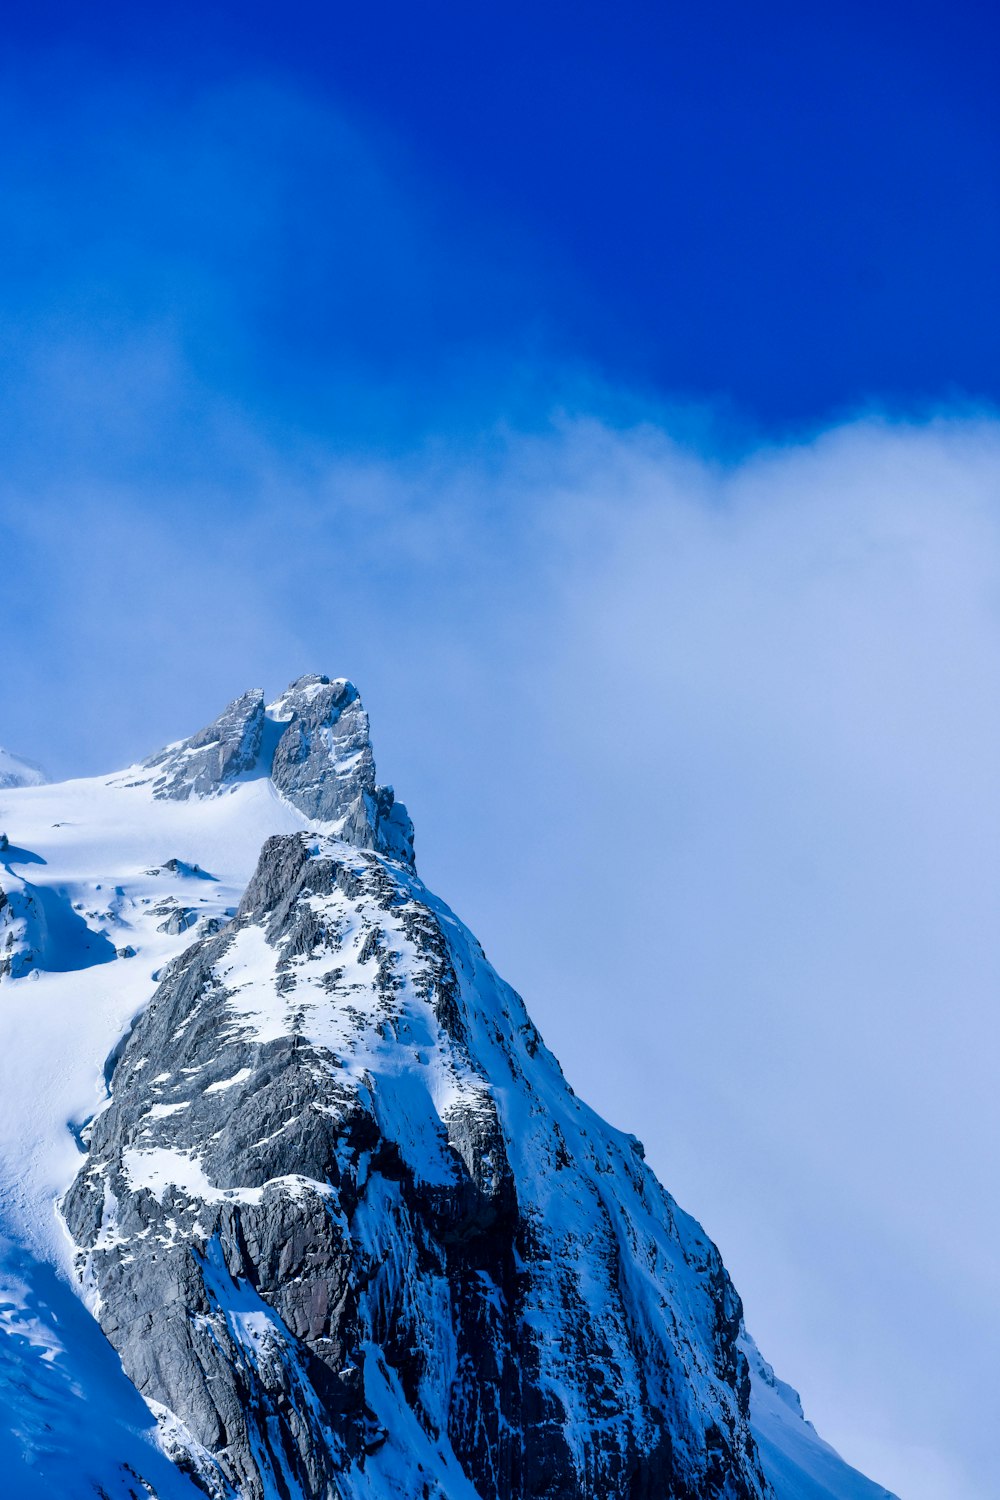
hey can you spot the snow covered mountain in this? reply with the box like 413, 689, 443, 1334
0, 677, 897, 1499
0, 745, 48, 790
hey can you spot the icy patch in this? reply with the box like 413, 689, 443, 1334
122, 1145, 331, 1207
144, 1102, 190, 1121
204, 1067, 253, 1094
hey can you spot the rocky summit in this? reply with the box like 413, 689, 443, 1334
0, 678, 896, 1500
138, 676, 414, 867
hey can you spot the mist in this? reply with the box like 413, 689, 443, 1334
4, 404, 999, 1496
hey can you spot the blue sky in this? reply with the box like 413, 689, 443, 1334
2, 0, 998, 451
2, 8, 999, 1498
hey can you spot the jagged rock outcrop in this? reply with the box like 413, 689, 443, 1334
139, 677, 414, 868
63, 828, 769, 1500
143, 690, 267, 801
268, 676, 414, 865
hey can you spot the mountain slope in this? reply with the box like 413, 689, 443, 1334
0, 745, 48, 790
0, 678, 897, 1499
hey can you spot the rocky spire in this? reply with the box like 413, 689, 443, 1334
267, 675, 414, 866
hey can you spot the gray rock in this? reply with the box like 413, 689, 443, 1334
63, 832, 768, 1500
269, 675, 415, 865
138, 675, 415, 868
156, 907, 198, 936
145, 690, 265, 801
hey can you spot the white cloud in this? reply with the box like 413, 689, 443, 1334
524, 415, 1000, 1500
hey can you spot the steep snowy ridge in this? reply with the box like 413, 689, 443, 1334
0, 678, 898, 1499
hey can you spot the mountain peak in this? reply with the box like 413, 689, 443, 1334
0, 684, 894, 1500
267, 671, 352, 710
141, 677, 415, 866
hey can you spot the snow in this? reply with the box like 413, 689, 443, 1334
742, 1333, 897, 1499
0, 730, 898, 1500
0, 1233, 201, 1498
0, 746, 48, 790
0, 763, 320, 1494
204, 1066, 254, 1093
121, 1145, 332, 1208
0, 770, 312, 1261
144, 1101, 191, 1119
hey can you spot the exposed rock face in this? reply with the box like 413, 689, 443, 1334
63, 829, 768, 1500
268, 676, 414, 865
143, 691, 267, 801
139, 677, 415, 869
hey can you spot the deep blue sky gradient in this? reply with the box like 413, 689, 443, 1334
3, 0, 997, 445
